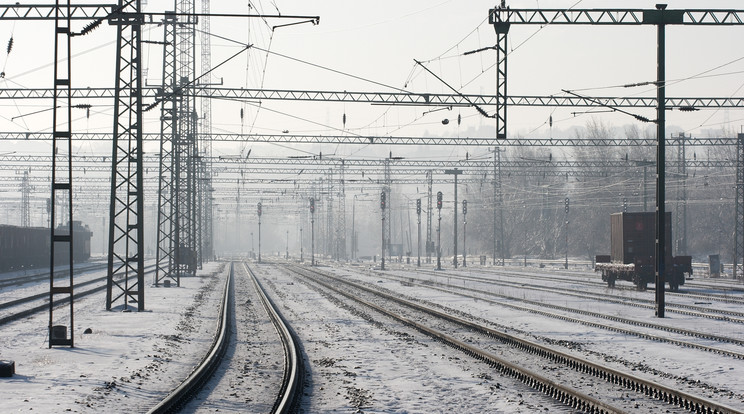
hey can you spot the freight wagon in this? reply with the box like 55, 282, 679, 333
594, 212, 692, 291
0, 221, 92, 273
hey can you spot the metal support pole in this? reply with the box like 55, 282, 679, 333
445, 169, 462, 268
258, 218, 261, 264
381, 190, 386, 271
736, 133, 744, 279
493, 150, 497, 265
565, 197, 570, 270
286, 230, 289, 259
311, 218, 315, 266
300, 227, 304, 262
655, 4, 668, 318
417, 199, 422, 267
436, 191, 443, 270
437, 209, 442, 270
462, 200, 467, 267
381, 214, 385, 270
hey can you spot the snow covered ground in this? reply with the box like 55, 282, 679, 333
1, 262, 228, 413
2, 259, 743, 412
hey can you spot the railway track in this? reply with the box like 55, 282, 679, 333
0, 264, 157, 326
147, 262, 234, 413
0, 261, 108, 290
426, 267, 744, 325
375, 267, 744, 359
471, 266, 744, 308
149, 261, 303, 413
284, 263, 741, 414
244, 262, 304, 413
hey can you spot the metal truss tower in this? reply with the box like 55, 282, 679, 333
200, 0, 214, 263
383, 159, 392, 262
326, 172, 334, 257
675, 133, 687, 255
107, 0, 145, 311
174, 0, 198, 278
49, 0, 75, 346
335, 161, 347, 261
21, 170, 30, 227
155, 13, 178, 287
492, 148, 505, 265
736, 133, 744, 279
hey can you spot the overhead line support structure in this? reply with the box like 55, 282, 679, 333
154, 11, 178, 287
106, 0, 145, 311
0, 132, 742, 147
3, 87, 744, 109
49, 0, 75, 347
0, 4, 322, 312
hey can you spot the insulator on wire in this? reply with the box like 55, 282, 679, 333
342, 113, 346, 128
240, 108, 244, 120
6, 37, 13, 55
457, 113, 461, 125
80, 19, 103, 36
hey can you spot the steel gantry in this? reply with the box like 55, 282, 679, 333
2, 132, 744, 148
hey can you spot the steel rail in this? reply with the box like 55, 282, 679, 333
385, 268, 744, 360
285, 263, 620, 413
462, 267, 744, 324
290, 263, 742, 414
0, 264, 157, 326
147, 262, 233, 414
243, 262, 304, 414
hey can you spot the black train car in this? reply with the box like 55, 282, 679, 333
0, 221, 92, 273
595, 212, 692, 291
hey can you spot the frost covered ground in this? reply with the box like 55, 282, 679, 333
2, 259, 743, 413
1, 262, 227, 413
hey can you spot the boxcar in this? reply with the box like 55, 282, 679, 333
0, 221, 92, 273
595, 212, 692, 291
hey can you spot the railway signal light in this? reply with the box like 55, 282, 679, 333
565, 197, 570, 214
416, 198, 421, 215
462, 199, 467, 215
380, 191, 386, 210
309, 197, 315, 213
437, 191, 443, 210
257, 202, 262, 217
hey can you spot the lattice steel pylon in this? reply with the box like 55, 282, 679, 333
200, 0, 214, 263
106, 0, 145, 311
21, 169, 30, 227
736, 133, 744, 280
174, 0, 198, 278
383, 159, 392, 262
154, 12, 178, 287
49, 0, 75, 346
335, 160, 347, 261
675, 133, 687, 255
325, 171, 334, 257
